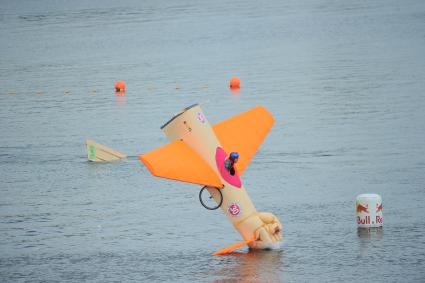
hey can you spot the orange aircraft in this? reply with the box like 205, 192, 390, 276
140, 104, 282, 255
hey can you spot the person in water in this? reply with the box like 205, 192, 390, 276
224, 152, 239, 176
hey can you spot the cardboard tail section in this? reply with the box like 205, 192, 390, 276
86, 139, 127, 162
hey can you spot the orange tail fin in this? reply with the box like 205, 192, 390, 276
213, 239, 255, 256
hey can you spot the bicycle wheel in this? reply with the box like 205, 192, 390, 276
199, 186, 223, 210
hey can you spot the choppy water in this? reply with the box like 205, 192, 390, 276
1, 0, 425, 282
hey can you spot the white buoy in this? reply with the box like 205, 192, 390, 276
355, 194, 383, 228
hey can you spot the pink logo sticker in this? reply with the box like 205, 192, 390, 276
228, 203, 241, 217
196, 112, 206, 124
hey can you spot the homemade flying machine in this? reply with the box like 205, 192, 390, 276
140, 104, 282, 255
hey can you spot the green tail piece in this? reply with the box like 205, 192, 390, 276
89, 145, 96, 160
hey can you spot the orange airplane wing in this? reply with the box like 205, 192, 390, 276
213, 106, 275, 176
140, 140, 223, 188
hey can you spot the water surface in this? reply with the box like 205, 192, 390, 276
1, 0, 425, 282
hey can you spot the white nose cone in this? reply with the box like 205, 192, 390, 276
355, 194, 383, 228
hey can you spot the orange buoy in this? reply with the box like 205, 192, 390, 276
115, 81, 126, 93
229, 77, 240, 89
